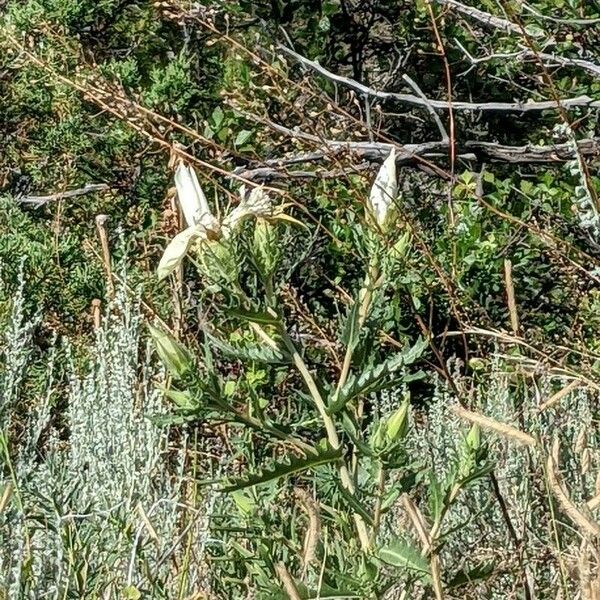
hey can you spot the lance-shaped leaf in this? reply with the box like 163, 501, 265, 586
368, 147, 397, 229
205, 331, 290, 364
328, 338, 427, 413
148, 324, 193, 379
222, 441, 342, 492
157, 225, 207, 280
377, 537, 431, 576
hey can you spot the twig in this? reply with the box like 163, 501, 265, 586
547, 440, 600, 538
455, 39, 600, 80
521, 2, 600, 26
18, 183, 110, 207
402, 74, 448, 141
95, 214, 114, 300
450, 404, 537, 446
538, 379, 581, 412
433, 0, 525, 35
504, 259, 520, 335
278, 44, 600, 112
234, 137, 600, 182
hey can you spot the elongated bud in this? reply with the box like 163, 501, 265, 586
253, 218, 278, 276
386, 396, 410, 442
466, 424, 481, 452
368, 148, 397, 230
148, 324, 193, 380
174, 162, 211, 227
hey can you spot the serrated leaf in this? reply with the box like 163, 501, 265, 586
156, 385, 196, 409
329, 338, 427, 413
148, 413, 199, 426
222, 441, 342, 492
205, 331, 290, 364
378, 538, 430, 575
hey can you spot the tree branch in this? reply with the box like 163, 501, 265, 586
18, 183, 111, 207
279, 45, 600, 112
234, 138, 600, 182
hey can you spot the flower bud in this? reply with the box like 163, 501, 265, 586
368, 148, 397, 230
386, 396, 410, 442
148, 324, 193, 380
174, 162, 211, 227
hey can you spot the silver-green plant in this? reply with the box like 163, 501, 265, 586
0, 276, 212, 599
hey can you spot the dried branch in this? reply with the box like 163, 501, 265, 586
433, 0, 523, 35
455, 40, 600, 80
18, 183, 111, 207
234, 137, 600, 182
279, 45, 599, 113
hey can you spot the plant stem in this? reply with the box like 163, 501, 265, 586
280, 331, 371, 550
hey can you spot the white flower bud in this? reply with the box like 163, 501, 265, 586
174, 162, 212, 227
368, 148, 397, 229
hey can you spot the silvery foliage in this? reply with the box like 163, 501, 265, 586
397, 355, 599, 598
0, 275, 211, 598
554, 122, 599, 238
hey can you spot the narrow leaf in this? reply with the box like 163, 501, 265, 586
222, 442, 342, 492
378, 538, 431, 575
329, 338, 427, 413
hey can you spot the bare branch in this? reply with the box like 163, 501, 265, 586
455, 39, 600, 80
402, 73, 449, 141
234, 137, 600, 182
18, 183, 111, 207
279, 45, 600, 112
521, 2, 600, 26
432, 0, 525, 35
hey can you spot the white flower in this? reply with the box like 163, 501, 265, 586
222, 186, 273, 237
368, 148, 397, 228
174, 162, 211, 227
157, 225, 208, 280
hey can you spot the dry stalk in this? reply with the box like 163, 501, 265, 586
91, 299, 102, 329
547, 440, 600, 538
450, 404, 537, 447
504, 258, 520, 334
399, 494, 444, 600
538, 379, 581, 412
294, 488, 321, 577
95, 214, 114, 300
275, 562, 302, 600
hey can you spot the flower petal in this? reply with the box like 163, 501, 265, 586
368, 148, 397, 227
157, 225, 207, 280
174, 163, 211, 227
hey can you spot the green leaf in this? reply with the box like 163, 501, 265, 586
447, 561, 496, 589
341, 298, 361, 351
205, 331, 290, 364
335, 484, 375, 526
121, 586, 141, 600
377, 537, 431, 575
329, 338, 427, 413
222, 441, 342, 492
157, 385, 196, 409
456, 461, 495, 488
228, 306, 280, 325
235, 129, 253, 147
